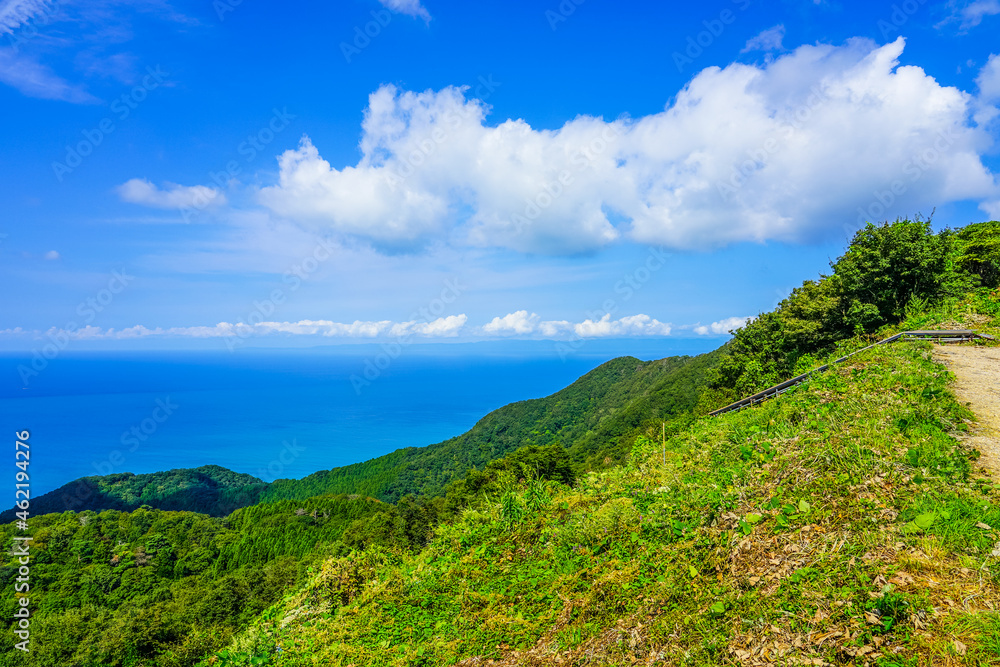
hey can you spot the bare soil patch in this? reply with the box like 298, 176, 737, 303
933, 344, 1000, 478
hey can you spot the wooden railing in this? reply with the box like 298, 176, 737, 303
708, 330, 995, 417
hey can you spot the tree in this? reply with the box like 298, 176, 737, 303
709, 311, 789, 395
832, 219, 968, 330
956, 220, 1000, 289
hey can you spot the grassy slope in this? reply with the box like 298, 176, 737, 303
212, 337, 1000, 666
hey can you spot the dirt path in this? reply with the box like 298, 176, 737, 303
933, 345, 1000, 478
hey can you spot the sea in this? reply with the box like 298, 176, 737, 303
1, 339, 720, 497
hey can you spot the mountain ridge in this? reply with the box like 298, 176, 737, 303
3, 352, 717, 522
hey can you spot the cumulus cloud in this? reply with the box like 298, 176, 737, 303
742, 25, 785, 53
390, 315, 467, 337
479, 312, 672, 338
19, 316, 467, 342
6, 312, 681, 342
483, 310, 541, 335
117, 179, 227, 211
258, 136, 451, 251
979, 54, 1000, 101
376, 0, 430, 22
694, 316, 752, 335
256, 38, 1000, 255
573, 314, 672, 337
981, 199, 1000, 220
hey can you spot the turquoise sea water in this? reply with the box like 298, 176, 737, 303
1, 340, 718, 496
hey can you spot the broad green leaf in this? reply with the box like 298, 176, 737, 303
798, 499, 811, 513
913, 512, 936, 529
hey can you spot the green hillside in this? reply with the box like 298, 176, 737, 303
261, 351, 720, 505
0, 465, 267, 523
2, 218, 998, 666
0, 494, 389, 665
8, 351, 717, 521
203, 334, 1000, 666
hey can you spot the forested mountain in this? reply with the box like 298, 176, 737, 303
6, 350, 718, 520
260, 350, 720, 504
0, 465, 267, 523
0, 494, 388, 665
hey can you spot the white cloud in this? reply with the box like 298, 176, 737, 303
43, 250, 59, 260
390, 315, 468, 337
0, 48, 98, 103
694, 316, 752, 335
376, 0, 431, 21
117, 178, 227, 211
483, 310, 541, 335
0, 0, 49, 34
573, 314, 672, 338
478, 311, 672, 337
982, 199, 1000, 220
538, 320, 572, 337
258, 135, 451, 251
21, 316, 467, 341
256, 38, 1000, 255
742, 25, 785, 53
979, 54, 1000, 101
942, 0, 1000, 29
7, 312, 681, 342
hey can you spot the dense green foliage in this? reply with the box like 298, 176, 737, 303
0, 442, 581, 666
261, 353, 717, 505
708, 218, 1000, 400
0, 466, 268, 524
0, 348, 717, 666
956, 220, 1000, 288
0, 494, 387, 665
833, 219, 971, 329
198, 334, 1000, 666
4, 218, 999, 666
6, 353, 716, 523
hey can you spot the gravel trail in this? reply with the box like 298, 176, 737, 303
933, 345, 1000, 478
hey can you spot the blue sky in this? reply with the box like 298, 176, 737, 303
2, 0, 999, 351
